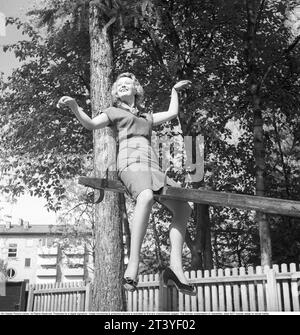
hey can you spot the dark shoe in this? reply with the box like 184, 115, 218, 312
162, 267, 197, 296
122, 277, 138, 292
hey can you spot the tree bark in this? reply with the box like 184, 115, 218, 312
89, 4, 125, 311
179, 106, 213, 270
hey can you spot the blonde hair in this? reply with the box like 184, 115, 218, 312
111, 72, 144, 109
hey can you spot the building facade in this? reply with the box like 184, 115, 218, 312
0, 219, 93, 284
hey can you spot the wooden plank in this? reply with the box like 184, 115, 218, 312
84, 283, 91, 312
167, 285, 172, 311
58, 283, 67, 312
290, 263, 300, 311
281, 263, 291, 312
232, 268, 240, 312
172, 284, 178, 312
184, 271, 191, 312
33, 286, 86, 294
75, 285, 79, 312
217, 269, 225, 311
127, 290, 132, 312
178, 291, 184, 312
26, 285, 34, 312
197, 270, 204, 312
45, 284, 51, 312
57, 283, 62, 312
190, 271, 197, 312
78, 282, 83, 311
266, 267, 279, 311
138, 285, 143, 312
38, 284, 43, 312
273, 264, 283, 311
154, 273, 159, 312
48, 284, 53, 312
41, 284, 46, 312
148, 274, 154, 312
159, 272, 168, 311
240, 267, 249, 311
69, 283, 74, 312
33, 285, 38, 312
132, 290, 138, 312
143, 275, 148, 312
49, 284, 55, 312
204, 270, 211, 311
247, 267, 256, 311
225, 269, 232, 312
80, 290, 85, 311
211, 269, 218, 312
256, 266, 265, 311
72, 283, 77, 312
79, 177, 300, 218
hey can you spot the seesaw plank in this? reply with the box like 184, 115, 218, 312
78, 177, 300, 218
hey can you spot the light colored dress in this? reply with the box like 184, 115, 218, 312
103, 105, 178, 199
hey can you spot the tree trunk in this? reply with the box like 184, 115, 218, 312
89, 4, 125, 311
245, 0, 272, 266
179, 105, 213, 270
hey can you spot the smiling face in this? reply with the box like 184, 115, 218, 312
111, 73, 144, 109
116, 77, 136, 102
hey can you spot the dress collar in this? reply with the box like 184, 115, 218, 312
118, 102, 140, 116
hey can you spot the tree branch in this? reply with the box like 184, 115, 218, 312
259, 35, 300, 90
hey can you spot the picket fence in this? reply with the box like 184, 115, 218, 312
26, 263, 300, 312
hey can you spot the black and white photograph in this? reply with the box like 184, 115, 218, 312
0, 0, 300, 318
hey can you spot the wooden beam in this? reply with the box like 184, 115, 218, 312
78, 177, 300, 218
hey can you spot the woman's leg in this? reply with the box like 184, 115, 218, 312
124, 189, 154, 280
158, 198, 192, 284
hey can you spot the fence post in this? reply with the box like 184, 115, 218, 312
159, 272, 168, 311
26, 284, 35, 311
85, 282, 92, 312
266, 269, 280, 311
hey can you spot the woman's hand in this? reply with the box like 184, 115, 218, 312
173, 80, 192, 92
57, 96, 78, 110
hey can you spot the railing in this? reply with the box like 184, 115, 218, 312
25, 263, 300, 312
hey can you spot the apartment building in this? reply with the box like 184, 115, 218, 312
0, 218, 93, 284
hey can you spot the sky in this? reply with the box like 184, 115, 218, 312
0, 0, 57, 226
0, 0, 36, 77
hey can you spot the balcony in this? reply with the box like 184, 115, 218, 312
63, 268, 84, 277
37, 257, 57, 266
36, 268, 57, 277
37, 247, 58, 256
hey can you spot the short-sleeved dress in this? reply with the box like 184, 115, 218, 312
103, 105, 179, 200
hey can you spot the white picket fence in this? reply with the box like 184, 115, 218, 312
26, 263, 300, 312
26, 282, 91, 312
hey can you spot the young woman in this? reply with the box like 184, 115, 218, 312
58, 73, 196, 295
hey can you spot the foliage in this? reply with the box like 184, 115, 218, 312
0, 0, 300, 270
0, 14, 92, 211
0, 259, 7, 278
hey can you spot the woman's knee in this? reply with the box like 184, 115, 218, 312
136, 189, 154, 206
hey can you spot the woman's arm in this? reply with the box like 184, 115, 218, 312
57, 96, 110, 130
152, 80, 191, 126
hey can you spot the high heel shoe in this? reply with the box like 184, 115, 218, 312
122, 277, 138, 292
162, 267, 197, 296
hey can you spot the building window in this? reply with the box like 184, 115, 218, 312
6, 268, 16, 279
8, 244, 17, 258
25, 258, 31, 267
